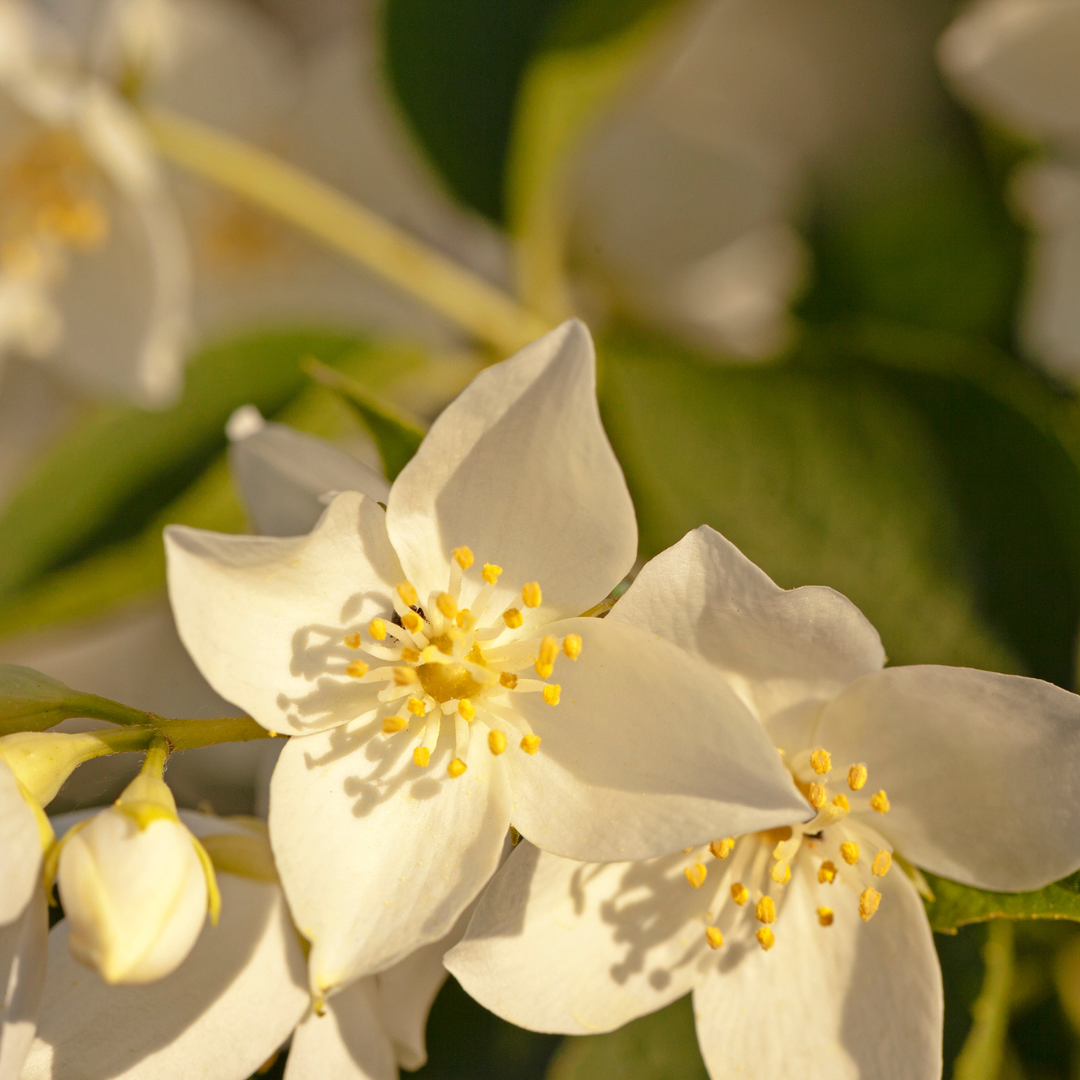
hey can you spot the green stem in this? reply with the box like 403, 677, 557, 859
953, 920, 1015, 1080
144, 107, 552, 356
94, 716, 275, 756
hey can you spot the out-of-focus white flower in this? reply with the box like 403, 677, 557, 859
447, 524, 1080, 1080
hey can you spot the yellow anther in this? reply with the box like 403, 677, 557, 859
848, 763, 868, 791
437, 593, 458, 619
731, 883, 749, 906
859, 887, 882, 921
448, 758, 468, 779
684, 863, 708, 889
453, 546, 474, 570
520, 734, 541, 755
818, 861, 837, 885
817, 907, 834, 927
369, 618, 387, 641
808, 783, 826, 810
710, 838, 735, 860
872, 851, 892, 877
810, 748, 832, 775
771, 860, 791, 885
542, 684, 561, 706
840, 842, 860, 866
458, 699, 476, 721
482, 563, 503, 584
413, 747, 430, 768
755, 896, 776, 924
457, 610, 476, 631
397, 582, 418, 607
682, 848, 693, 854
522, 582, 542, 608
539, 635, 558, 665
488, 730, 507, 755
346, 660, 369, 678
402, 611, 422, 633
535, 662, 554, 680
832, 794, 850, 812
401, 648, 420, 663
382, 716, 408, 734
394, 667, 417, 685
503, 608, 524, 629
705, 926, 724, 950
499, 671, 519, 689
407, 698, 427, 716
344, 632, 362, 649
756, 927, 776, 951
562, 634, 582, 660
870, 789, 891, 814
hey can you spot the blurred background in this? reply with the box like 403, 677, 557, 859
2, 0, 1080, 1075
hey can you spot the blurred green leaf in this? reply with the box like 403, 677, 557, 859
546, 997, 707, 1080
953, 921, 1015, 1080
926, 873, 1080, 934
0, 664, 154, 733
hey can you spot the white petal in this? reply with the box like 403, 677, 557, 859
815, 665, 1080, 891
0, 760, 40, 926
0, 889, 46, 1080
505, 618, 810, 862
269, 721, 511, 995
165, 491, 403, 735
692, 861, 941, 1080
385, 320, 637, 622
285, 979, 395, 1080
228, 410, 391, 538
21, 875, 308, 1080
446, 842, 716, 1034
610, 526, 884, 748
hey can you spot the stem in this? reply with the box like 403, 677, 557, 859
953, 920, 1015, 1080
144, 107, 552, 356
140, 734, 169, 780
94, 716, 274, 756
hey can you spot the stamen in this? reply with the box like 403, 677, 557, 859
437, 593, 458, 620
503, 609, 524, 629
382, 716, 408, 733
756, 927, 776, 951
458, 699, 476, 721
394, 668, 418, 685
848, 764, 868, 791
817, 907, 834, 927
810, 749, 832, 775
407, 698, 427, 716
522, 582, 542, 608
413, 747, 430, 767
562, 634, 582, 660
520, 734, 541, 755
448, 758, 467, 778
705, 927, 724, 950
755, 896, 776, 924
345, 633, 362, 649
488, 730, 507, 755
832, 794, 850, 811
401, 647, 420, 663
710, 838, 735, 860
542, 684, 561, 706
840, 842, 860, 866
369, 619, 387, 641
870, 789, 890, 814
402, 611, 423, 634
771, 860, 791, 885
346, 660, 369, 678
453, 547, 474, 570
481, 563, 503, 585
457, 610, 476, 631
872, 851, 892, 877
397, 582, 419, 607
535, 636, 558, 677
684, 863, 708, 888
859, 888, 882, 921
499, 672, 518, 689
731, 883, 749, 906
808, 783, 826, 809
818, 861, 837, 884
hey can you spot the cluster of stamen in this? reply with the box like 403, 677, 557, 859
339, 547, 580, 779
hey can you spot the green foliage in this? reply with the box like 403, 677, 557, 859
926, 873, 1080, 935
0, 664, 153, 734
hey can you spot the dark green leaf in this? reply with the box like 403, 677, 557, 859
925, 872, 1080, 934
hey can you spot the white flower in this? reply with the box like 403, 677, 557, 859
165, 320, 809, 999
0, 756, 43, 929
446, 524, 1080, 1080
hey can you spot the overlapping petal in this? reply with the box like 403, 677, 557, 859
0, 760, 40, 926
0, 890, 46, 1080
815, 665, 1080, 890
506, 618, 810, 862
165, 491, 402, 735
385, 320, 637, 624
269, 721, 512, 996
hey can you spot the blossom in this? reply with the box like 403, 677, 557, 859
165, 320, 809, 999
446, 524, 1080, 1080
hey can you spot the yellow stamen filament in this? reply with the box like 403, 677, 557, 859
488, 730, 507, 755
810, 748, 832, 775
458, 699, 476, 721
369, 618, 387, 641
818, 861, 837, 884
705, 927, 724, 950
562, 634, 582, 660
872, 851, 892, 877
522, 582, 542, 608
817, 907, 834, 927
756, 927, 776, 951
382, 716, 408, 733
499, 672, 518, 689
848, 763, 868, 791
346, 660, 368, 678
520, 734, 541, 755
840, 842, 860, 866
482, 563, 503, 584
503, 609, 524, 629
437, 593, 458, 619
859, 887, 882, 921
832, 794, 850, 812
448, 758, 467, 779
710, 838, 735, 860
401, 647, 420, 663
771, 860, 791, 885
394, 667, 417, 685
684, 863, 708, 889
542, 684, 561, 706
344, 632, 362, 649
397, 582, 418, 607
407, 698, 427, 716
755, 896, 776, 924
402, 611, 422, 633
808, 783, 826, 810
870, 789, 891, 814
453, 546, 474, 570
731, 883, 749, 906
413, 747, 430, 767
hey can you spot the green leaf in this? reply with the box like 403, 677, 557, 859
925, 872, 1080, 934
546, 997, 707, 1080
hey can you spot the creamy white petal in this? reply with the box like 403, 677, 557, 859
165, 491, 403, 735
21, 875, 308, 1080
269, 720, 512, 995
0, 760, 40, 926
227, 407, 391, 538
815, 665, 1080, 891
611, 526, 884, 747
505, 618, 810, 862
385, 320, 636, 623
692, 860, 941, 1080
0, 889, 46, 1080
447, 842, 718, 1034
285, 979, 396, 1080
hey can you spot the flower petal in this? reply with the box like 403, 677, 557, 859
610, 526, 884, 748
693, 859, 941, 1080
815, 665, 1080, 890
284, 979, 395, 1080
385, 320, 637, 622
0, 890, 47, 1080
21, 875, 308, 1080
269, 720, 512, 995
165, 491, 403, 735
505, 618, 810, 862
0, 760, 40, 926
446, 842, 717, 1034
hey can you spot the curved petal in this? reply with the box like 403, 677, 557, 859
21, 875, 308, 1080
0, 760, 40, 926
284, 979, 395, 1080
506, 618, 810, 862
0, 889, 46, 1080
165, 491, 403, 735
611, 526, 884, 747
692, 861, 941, 1080
815, 665, 1080, 891
446, 842, 721, 1034
269, 720, 512, 996
386, 320, 637, 623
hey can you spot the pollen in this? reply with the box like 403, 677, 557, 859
563, 634, 582, 660
840, 842, 860, 866
437, 593, 458, 619
397, 582, 419, 607
710, 838, 735, 860
402, 611, 422, 633
394, 667, 418, 685
859, 887, 882, 921
817, 907, 834, 927
369, 618, 387, 641
832, 794, 850, 812
503, 609, 524, 629
448, 758, 467, 779
407, 698, 427, 716
453, 546, 474, 569
755, 896, 776, 924
756, 927, 776, 951
684, 863, 708, 888
705, 927, 724, 950
413, 747, 430, 768
848, 764, 868, 791
499, 671, 518, 689
542, 684, 561, 706
870, 789, 891, 814
482, 563, 503, 584
344, 632, 362, 649
810, 748, 832, 775
731, 883, 749, 906
488, 730, 507, 755
872, 851, 892, 877
346, 660, 369, 678
458, 699, 476, 721
520, 734, 541, 755
771, 860, 791, 885
382, 716, 408, 733
818, 861, 837, 884
808, 783, 826, 809
522, 582, 542, 608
